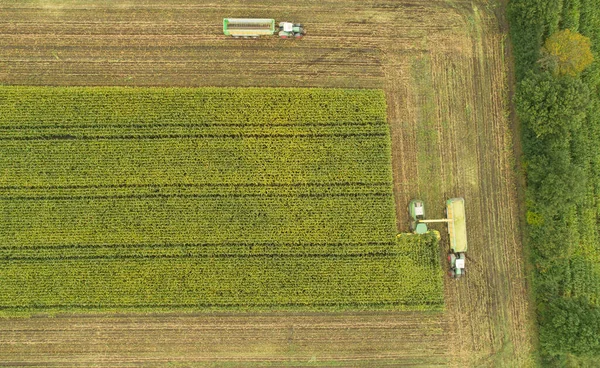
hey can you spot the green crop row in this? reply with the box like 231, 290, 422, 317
0, 235, 443, 314
0, 182, 392, 198
0, 136, 391, 188
0, 235, 444, 260
0, 87, 386, 127
0, 242, 396, 260
0, 195, 397, 248
0, 121, 388, 140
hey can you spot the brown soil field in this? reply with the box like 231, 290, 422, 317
0, 0, 537, 366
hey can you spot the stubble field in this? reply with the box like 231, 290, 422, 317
0, 0, 536, 366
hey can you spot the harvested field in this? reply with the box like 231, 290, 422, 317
0, 0, 536, 366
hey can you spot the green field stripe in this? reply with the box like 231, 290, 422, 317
0, 192, 392, 201
0, 241, 395, 251
0, 250, 443, 311
0, 302, 441, 311
0, 182, 392, 199
0, 132, 387, 141
0, 181, 390, 190
0, 241, 403, 260
0, 196, 398, 248
0, 87, 387, 127
0, 121, 387, 131
0, 136, 392, 188
0, 123, 389, 140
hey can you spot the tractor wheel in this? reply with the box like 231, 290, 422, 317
448, 270, 455, 278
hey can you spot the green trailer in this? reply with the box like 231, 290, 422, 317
446, 198, 467, 278
446, 198, 467, 253
223, 18, 276, 38
223, 18, 305, 38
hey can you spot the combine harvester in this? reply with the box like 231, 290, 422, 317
409, 198, 468, 279
223, 18, 306, 38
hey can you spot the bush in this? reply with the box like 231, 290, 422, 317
516, 71, 589, 138
540, 297, 600, 357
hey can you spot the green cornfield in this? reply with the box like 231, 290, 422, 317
0, 87, 444, 314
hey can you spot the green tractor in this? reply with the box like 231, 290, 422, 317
448, 253, 466, 279
408, 199, 428, 234
278, 22, 306, 38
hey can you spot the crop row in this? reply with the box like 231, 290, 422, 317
0, 122, 389, 140
0, 195, 397, 248
0, 233, 442, 261
0, 182, 392, 199
0, 135, 392, 188
0, 87, 387, 127
0, 237, 443, 313
0, 242, 396, 260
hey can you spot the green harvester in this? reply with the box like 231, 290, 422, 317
408, 199, 428, 234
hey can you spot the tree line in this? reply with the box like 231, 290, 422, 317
509, 0, 600, 365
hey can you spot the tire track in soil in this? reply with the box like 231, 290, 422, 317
0, 314, 448, 366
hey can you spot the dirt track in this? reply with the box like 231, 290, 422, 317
0, 313, 450, 367
0, 0, 535, 366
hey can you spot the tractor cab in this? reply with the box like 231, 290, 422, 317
449, 253, 466, 278
278, 22, 305, 38
409, 199, 428, 234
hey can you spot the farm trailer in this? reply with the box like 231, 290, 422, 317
223, 18, 305, 38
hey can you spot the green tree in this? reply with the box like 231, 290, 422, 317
540, 297, 600, 357
542, 29, 594, 76
516, 71, 589, 138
